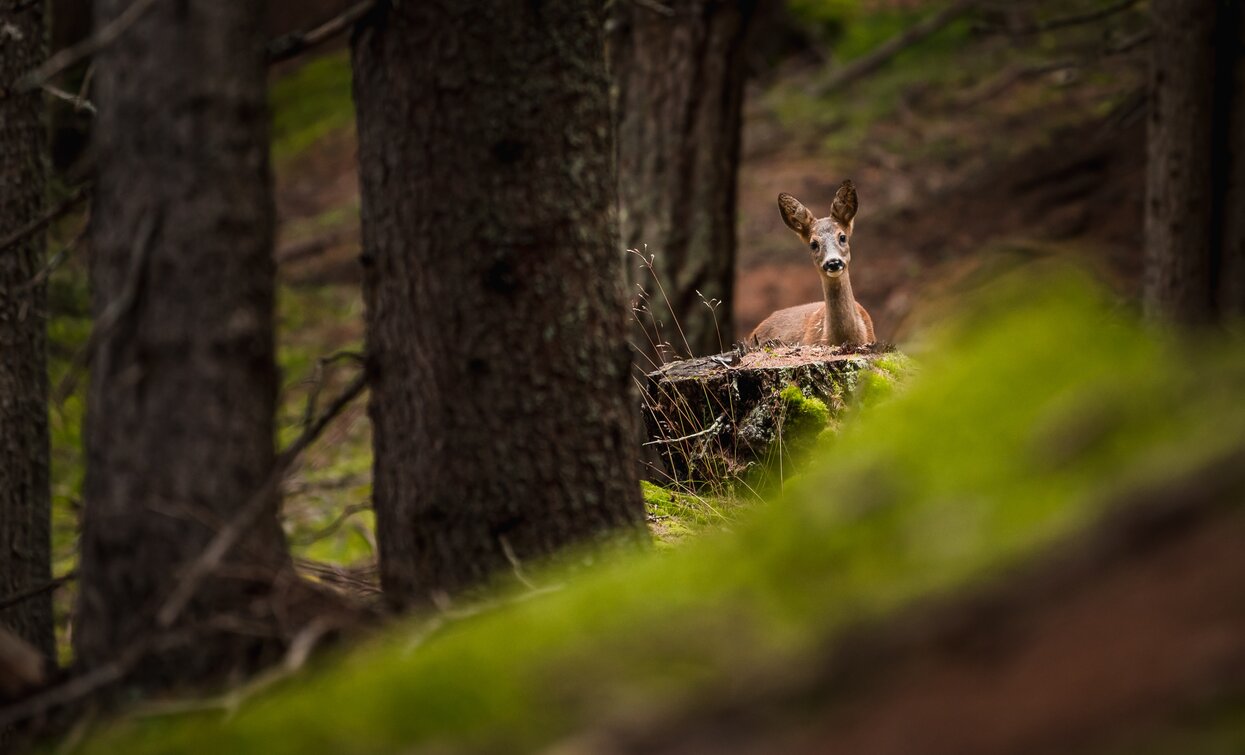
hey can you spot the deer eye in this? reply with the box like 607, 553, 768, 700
810, 240, 819, 250
838, 233, 848, 245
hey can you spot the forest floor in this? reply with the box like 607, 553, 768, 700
30, 4, 1245, 750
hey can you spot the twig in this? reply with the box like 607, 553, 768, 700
53, 211, 158, 405
41, 83, 97, 114
128, 617, 338, 720
267, 0, 376, 64
0, 641, 139, 729
986, 0, 1138, 36
11, 0, 164, 95
498, 536, 537, 591
157, 371, 367, 628
627, 0, 674, 16
643, 413, 726, 446
814, 0, 979, 96
22, 226, 85, 292
0, 570, 77, 612
0, 183, 91, 258
300, 350, 366, 433
294, 502, 370, 546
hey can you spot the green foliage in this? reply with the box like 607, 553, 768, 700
45, 257, 91, 665
80, 269, 1245, 753
787, 0, 971, 62
641, 481, 744, 547
270, 51, 354, 163
274, 283, 371, 566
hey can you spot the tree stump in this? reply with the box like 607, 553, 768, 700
641, 345, 899, 489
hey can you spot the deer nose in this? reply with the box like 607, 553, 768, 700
822, 258, 845, 274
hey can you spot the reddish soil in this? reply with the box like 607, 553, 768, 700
733, 117, 1146, 341
273, 93, 1146, 347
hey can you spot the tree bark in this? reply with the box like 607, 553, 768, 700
352, 0, 645, 605
0, 0, 55, 666
76, 0, 288, 688
1143, 0, 1217, 323
611, 0, 756, 363
1217, 2, 1245, 318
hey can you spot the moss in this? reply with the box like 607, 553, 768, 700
270, 51, 355, 163
852, 352, 915, 409
778, 383, 831, 448
79, 268, 1245, 754
641, 481, 744, 547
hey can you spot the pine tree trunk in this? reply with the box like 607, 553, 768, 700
76, 0, 288, 687
352, 0, 645, 605
1143, 0, 1218, 322
0, 0, 54, 665
611, 0, 756, 362
1217, 2, 1245, 318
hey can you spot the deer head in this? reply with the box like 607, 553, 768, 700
777, 180, 858, 280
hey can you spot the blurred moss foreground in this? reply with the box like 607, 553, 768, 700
82, 269, 1245, 754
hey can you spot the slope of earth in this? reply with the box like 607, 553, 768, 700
73, 272, 1245, 754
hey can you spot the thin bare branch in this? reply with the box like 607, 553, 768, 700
11, 0, 163, 95
53, 211, 158, 405
0, 570, 77, 612
41, 83, 97, 114
989, 0, 1139, 36
627, 0, 674, 17
267, 0, 376, 64
157, 370, 367, 628
0, 183, 91, 258
294, 502, 371, 546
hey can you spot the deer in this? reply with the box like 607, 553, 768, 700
749, 179, 875, 348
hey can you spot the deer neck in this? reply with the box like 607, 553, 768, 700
821, 273, 866, 346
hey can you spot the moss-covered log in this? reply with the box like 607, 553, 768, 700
642, 346, 908, 488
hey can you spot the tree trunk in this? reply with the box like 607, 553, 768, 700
1217, 2, 1245, 319
611, 0, 756, 363
352, 0, 645, 605
0, 0, 54, 666
1143, 0, 1217, 323
76, 0, 288, 688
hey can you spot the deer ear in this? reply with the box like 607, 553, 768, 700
830, 180, 858, 228
778, 193, 815, 237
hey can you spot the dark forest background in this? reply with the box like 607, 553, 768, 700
1, 0, 1243, 752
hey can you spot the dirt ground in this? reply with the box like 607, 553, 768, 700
274, 72, 1147, 351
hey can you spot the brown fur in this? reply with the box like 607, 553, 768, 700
750, 181, 874, 347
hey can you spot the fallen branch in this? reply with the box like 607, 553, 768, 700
813, 0, 978, 96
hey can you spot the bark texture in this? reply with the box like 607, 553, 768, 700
1217, 2, 1245, 318
76, 0, 288, 687
1144, 0, 1245, 322
611, 0, 756, 362
0, 0, 54, 665
643, 347, 886, 487
352, 0, 645, 605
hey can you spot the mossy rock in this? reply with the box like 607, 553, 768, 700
641, 345, 908, 489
